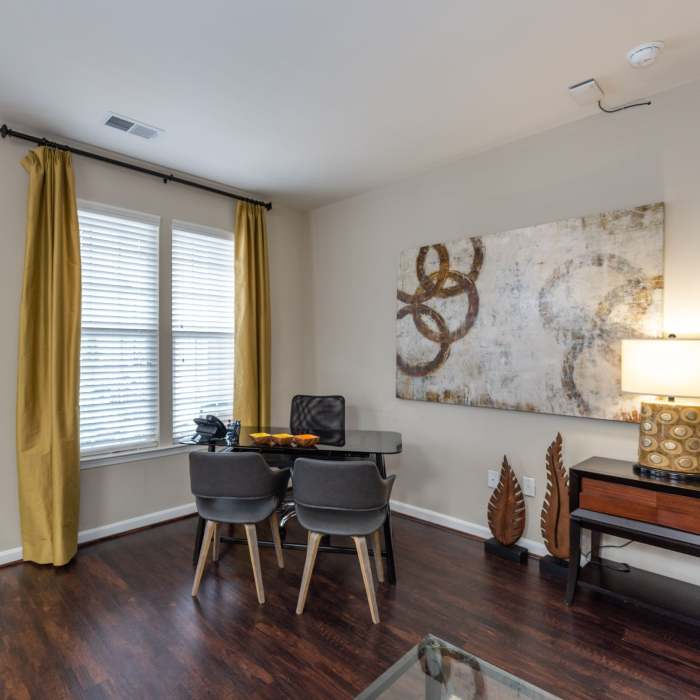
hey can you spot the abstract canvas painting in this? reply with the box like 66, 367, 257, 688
396, 203, 664, 422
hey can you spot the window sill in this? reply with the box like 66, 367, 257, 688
80, 443, 203, 470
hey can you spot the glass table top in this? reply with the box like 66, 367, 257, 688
356, 635, 559, 700
182, 426, 402, 455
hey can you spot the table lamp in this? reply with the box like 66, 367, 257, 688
621, 338, 700, 480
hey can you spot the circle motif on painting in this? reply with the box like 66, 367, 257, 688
396, 240, 483, 377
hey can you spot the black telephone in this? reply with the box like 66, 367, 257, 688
193, 414, 227, 442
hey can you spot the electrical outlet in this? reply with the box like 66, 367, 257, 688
487, 469, 499, 488
523, 476, 536, 497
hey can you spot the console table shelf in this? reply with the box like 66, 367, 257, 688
566, 457, 700, 627
577, 558, 700, 627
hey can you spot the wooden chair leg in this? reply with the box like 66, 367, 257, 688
296, 531, 322, 615
244, 523, 265, 604
212, 523, 220, 562
371, 529, 384, 583
353, 536, 380, 624
192, 520, 216, 597
269, 511, 284, 568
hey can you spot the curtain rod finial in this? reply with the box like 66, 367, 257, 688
0, 124, 8, 138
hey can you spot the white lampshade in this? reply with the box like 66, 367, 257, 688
621, 339, 700, 398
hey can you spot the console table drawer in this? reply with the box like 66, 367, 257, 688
580, 477, 700, 535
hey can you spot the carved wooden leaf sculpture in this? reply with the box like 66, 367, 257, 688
540, 433, 570, 560
487, 456, 525, 546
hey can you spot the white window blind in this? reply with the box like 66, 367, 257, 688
78, 203, 160, 456
172, 223, 234, 441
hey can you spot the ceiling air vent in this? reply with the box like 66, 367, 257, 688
104, 113, 163, 140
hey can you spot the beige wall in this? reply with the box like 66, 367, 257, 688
307, 80, 700, 584
0, 135, 307, 553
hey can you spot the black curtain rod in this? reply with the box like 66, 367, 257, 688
0, 124, 272, 211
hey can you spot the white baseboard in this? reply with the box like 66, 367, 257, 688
2, 498, 546, 567
77, 502, 196, 545
391, 499, 548, 557
0, 502, 196, 567
0, 546, 22, 566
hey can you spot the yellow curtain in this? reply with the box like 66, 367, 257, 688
16, 147, 81, 566
233, 202, 271, 427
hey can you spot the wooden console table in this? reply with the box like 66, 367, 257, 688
566, 457, 700, 626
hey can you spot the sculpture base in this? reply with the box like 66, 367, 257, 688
484, 538, 528, 564
539, 554, 569, 580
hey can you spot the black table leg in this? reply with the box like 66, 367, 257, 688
590, 529, 602, 562
192, 515, 205, 565
375, 453, 397, 585
383, 511, 397, 585
565, 520, 582, 605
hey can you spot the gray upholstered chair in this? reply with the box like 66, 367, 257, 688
189, 451, 290, 603
292, 458, 395, 624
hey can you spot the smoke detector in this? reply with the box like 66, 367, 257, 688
104, 113, 163, 140
627, 42, 664, 68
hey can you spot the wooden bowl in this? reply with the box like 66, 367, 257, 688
249, 432, 274, 446
294, 434, 320, 448
272, 433, 295, 446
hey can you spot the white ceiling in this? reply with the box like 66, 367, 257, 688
1, 1, 700, 210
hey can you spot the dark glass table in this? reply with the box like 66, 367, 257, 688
183, 427, 402, 584
357, 635, 559, 699
189, 426, 402, 455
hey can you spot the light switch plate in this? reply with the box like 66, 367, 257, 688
487, 469, 499, 488
523, 476, 536, 497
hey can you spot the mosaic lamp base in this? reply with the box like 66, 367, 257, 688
637, 400, 700, 479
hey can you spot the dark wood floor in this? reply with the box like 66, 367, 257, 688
1, 514, 700, 699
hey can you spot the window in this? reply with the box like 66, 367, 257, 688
78, 203, 160, 456
171, 222, 234, 441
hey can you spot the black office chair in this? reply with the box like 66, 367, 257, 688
290, 394, 345, 445
189, 452, 290, 603
275, 394, 347, 528
292, 458, 395, 624
261, 394, 346, 472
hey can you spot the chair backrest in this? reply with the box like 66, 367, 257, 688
189, 451, 285, 499
289, 395, 345, 439
292, 458, 395, 511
